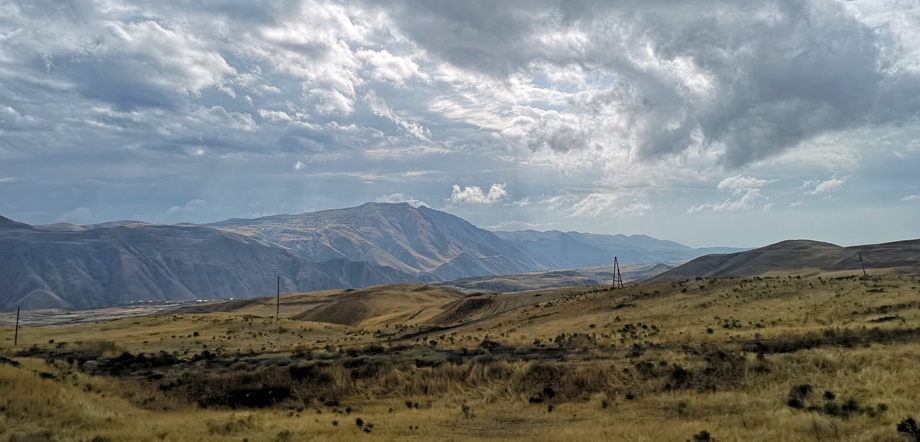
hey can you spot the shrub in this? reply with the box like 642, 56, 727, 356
897, 418, 920, 441
690, 430, 712, 441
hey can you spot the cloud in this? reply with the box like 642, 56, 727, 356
620, 201, 653, 217
804, 176, 847, 195
358, 49, 427, 85
167, 199, 206, 214
0, 177, 15, 183
522, 110, 591, 153
507, 197, 531, 207
383, 0, 920, 167
570, 193, 619, 217
259, 109, 294, 122
0, 0, 918, 241
448, 184, 507, 204
57, 207, 93, 224
901, 195, 920, 202
717, 176, 770, 193
689, 189, 765, 213
570, 193, 651, 217
49, 20, 236, 111
191, 106, 256, 132
363, 90, 431, 141
690, 175, 771, 213
375, 193, 429, 207
487, 220, 544, 231
538, 195, 568, 210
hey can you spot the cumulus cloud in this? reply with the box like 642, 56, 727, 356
57, 207, 93, 224
717, 176, 771, 193
358, 49, 427, 85
804, 176, 847, 195
293, 161, 306, 170
690, 175, 772, 213
522, 110, 591, 153
448, 184, 508, 204
375, 193, 429, 207
167, 199, 206, 214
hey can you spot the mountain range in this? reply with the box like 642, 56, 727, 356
0, 202, 743, 311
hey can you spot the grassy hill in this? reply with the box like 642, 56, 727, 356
3, 268, 920, 441
647, 238, 920, 282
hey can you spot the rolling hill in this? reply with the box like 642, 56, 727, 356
646, 238, 920, 282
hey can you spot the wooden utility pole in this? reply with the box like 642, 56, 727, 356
276, 277, 281, 320
14, 307, 20, 346
612, 257, 624, 289
858, 253, 867, 277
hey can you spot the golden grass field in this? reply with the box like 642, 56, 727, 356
2, 271, 920, 441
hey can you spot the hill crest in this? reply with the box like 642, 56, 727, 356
647, 238, 920, 282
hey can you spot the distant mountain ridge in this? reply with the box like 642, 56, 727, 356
646, 239, 920, 282
493, 230, 743, 268
206, 203, 542, 279
1, 204, 742, 311
0, 216, 412, 311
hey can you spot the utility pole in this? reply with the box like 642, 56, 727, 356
276, 277, 281, 320
14, 306, 20, 346
612, 257, 624, 289
858, 253, 867, 277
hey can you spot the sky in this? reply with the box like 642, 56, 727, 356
1, 0, 919, 248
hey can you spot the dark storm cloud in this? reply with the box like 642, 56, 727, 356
377, 0, 919, 166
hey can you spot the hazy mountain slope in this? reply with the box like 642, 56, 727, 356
208, 202, 542, 278
0, 204, 759, 311
646, 239, 920, 282
0, 219, 413, 311
494, 230, 746, 266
